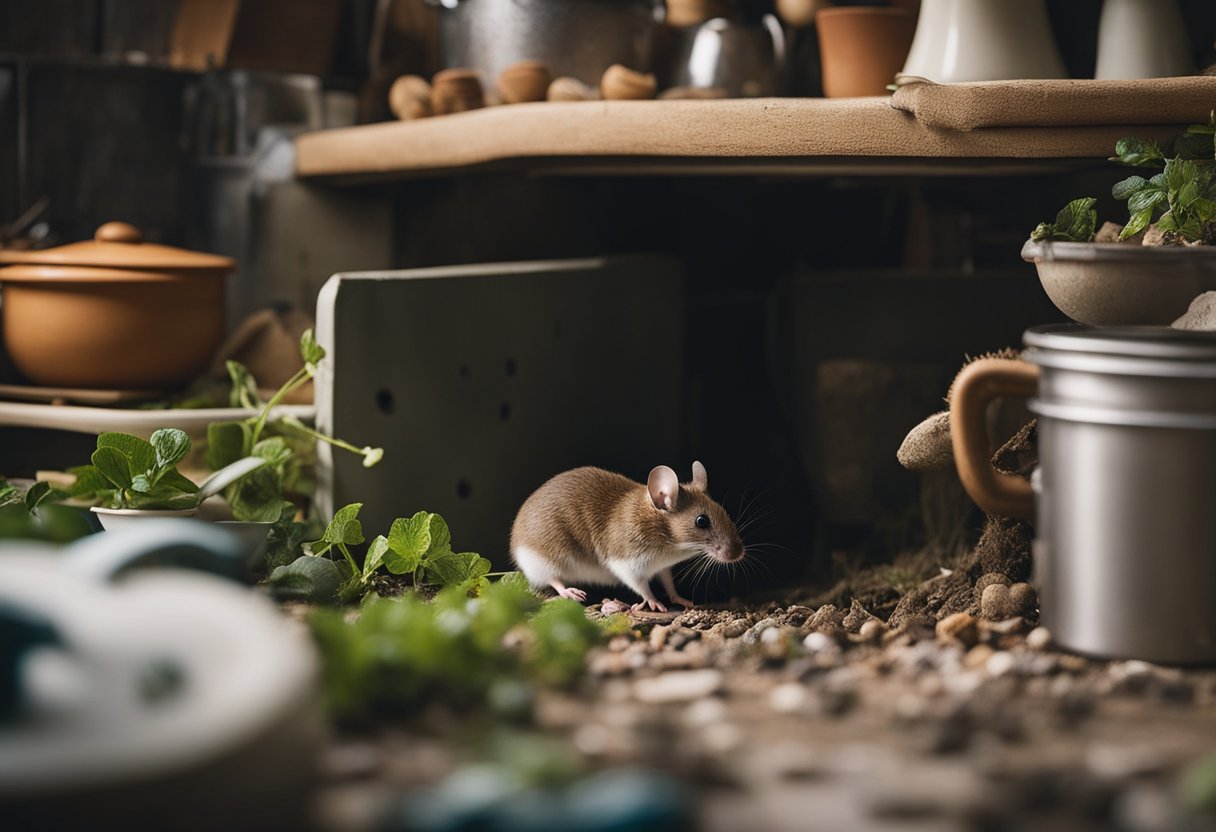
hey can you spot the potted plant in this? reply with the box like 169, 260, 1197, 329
1022, 115, 1216, 326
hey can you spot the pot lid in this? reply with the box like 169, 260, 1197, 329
1025, 324, 1216, 362
0, 222, 234, 272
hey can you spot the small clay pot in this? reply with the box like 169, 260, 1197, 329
816, 7, 916, 98
601, 64, 657, 100
775, 0, 829, 28
658, 85, 729, 100
0, 222, 232, 389
388, 75, 433, 120
497, 60, 553, 104
431, 68, 486, 115
547, 77, 599, 102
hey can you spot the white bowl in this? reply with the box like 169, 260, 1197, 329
91, 508, 273, 567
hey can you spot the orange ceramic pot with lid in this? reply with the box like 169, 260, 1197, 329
0, 222, 234, 389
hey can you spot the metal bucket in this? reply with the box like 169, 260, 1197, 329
427, 0, 664, 87
951, 324, 1216, 664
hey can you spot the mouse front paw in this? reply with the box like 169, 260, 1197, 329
557, 587, 588, 602
632, 599, 668, 613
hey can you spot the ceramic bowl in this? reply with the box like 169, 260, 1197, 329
1022, 239, 1216, 326
0, 222, 233, 389
90, 508, 273, 568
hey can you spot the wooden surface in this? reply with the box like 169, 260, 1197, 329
294, 97, 1181, 183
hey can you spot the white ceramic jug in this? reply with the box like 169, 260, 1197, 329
899, 0, 1067, 83
1096, 0, 1194, 80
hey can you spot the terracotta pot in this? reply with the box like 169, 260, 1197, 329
816, 7, 916, 98
0, 222, 233, 389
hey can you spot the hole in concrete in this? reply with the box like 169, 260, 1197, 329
505, 358, 517, 377
500, 402, 511, 421
375, 388, 394, 415
456, 479, 473, 500
459, 365, 471, 379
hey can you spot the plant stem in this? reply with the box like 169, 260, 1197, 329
336, 542, 361, 576
278, 419, 369, 457
249, 366, 313, 448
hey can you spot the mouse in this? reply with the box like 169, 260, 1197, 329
510, 461, 745, 612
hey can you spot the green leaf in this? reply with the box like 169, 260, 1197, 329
427, 513, 452, 555
96, 433, 155, 476
385, 511, 431, 574
226, 360, 261, 410
229, 466, 292, 522
150, 428, 191, 470
67, 465, 113, 497
1176, 129, 1215, 162
1157, 210, 1179, 233
425, 551, 492, 588
206, 420, 250, 470
252, 437, 292, 466
0, 483, 21, 507
299, 329, 325, 367
498, 571, 533, 592
1121, 207, 1154, 239
363, 535, 390, 579
1030, 197, 1097, 243
1112, 175, 1148, 201
159, 467, 201, 494
1179, 179, 1202, 209
130, 473, 153, 494
1164, 158, 1194, 192
23, 481, 52, 511
126, 486, 199, 510
268, 555, 342, 603
91, 446, 134, 489
1126, 188, 1166, 214
1110, 136, 1165, 168
324, 503, 365, 546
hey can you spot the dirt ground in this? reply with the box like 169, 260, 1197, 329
310, 597, 1216, 832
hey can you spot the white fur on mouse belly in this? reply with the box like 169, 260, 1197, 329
512, 544, 702, 589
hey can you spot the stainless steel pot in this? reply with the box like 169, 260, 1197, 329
664, 14, 786, 96
427, 0, 664, 87
952, 324, 1216, 664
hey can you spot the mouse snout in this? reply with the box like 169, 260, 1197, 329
714, 536, 745, 564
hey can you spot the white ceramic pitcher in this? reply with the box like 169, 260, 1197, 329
1096, 0, 1194, 80
899, 0, 1067, 83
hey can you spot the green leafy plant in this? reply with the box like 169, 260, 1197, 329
270, 503, 494, 601
1112, 158, 1216, 242
309, 582, 604, 724
0, 479, 91, 542
1031, 197, 1098, 243
207, 329, 383, 568
69, 429, 201, 510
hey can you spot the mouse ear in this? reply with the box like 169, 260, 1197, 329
690, 461, 708, 492
647, 465, 679, 512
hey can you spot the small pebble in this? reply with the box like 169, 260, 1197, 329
1025, 626, 1052, 650
601, 598, 630, 615
980, 582, 1038, 621
936, 612, 979, 647
858, 619, 886, 644
721, 619, 750, 639
769, 682, 810, 714
649, 624, 671, 652
743, 617, 779, 645
634, 669, 724, 704
985, 651, 1016, 677
683, 696, 728, 727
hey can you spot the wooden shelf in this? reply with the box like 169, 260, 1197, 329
294, 96, 1179, 184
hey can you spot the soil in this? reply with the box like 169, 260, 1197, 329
310, 596, 1216, 832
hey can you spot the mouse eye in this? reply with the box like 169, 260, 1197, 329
695, 514, 711, 530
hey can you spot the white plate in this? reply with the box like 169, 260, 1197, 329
0, 402, 315, 439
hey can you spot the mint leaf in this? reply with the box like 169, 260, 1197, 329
1112, 175, 1148, 201
299, 329, 325, 367
363, 535, 390, 579
96, 433, 155, 475
1121, 207, 1154, 239
130, 473, 153, 494
230, 466, 291, 522
226, 360, 261, 410
498, 571, 533, 592
67, 465, 112, 497
269, 555, 342, 603
206, 420, 250, 470
324, 503, 365, 546
252, 437, 292, 466
1031, 197, 1097, 243
1110, 136, 1165, 168
91, 446, 134, 489
159, 468, 201, 495
425, 551, 491, 587
23, 481, 52, 512
427, 513, 451, 555
1126, 188, 1165, 214
150, 428, 191, 470
385, 511, 431, 574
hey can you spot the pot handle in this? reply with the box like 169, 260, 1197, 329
949, 358, 1039, 521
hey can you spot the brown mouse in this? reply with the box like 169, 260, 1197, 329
510, 462, 745, 612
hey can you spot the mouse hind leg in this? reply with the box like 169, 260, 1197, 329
512, 545, 589, 602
